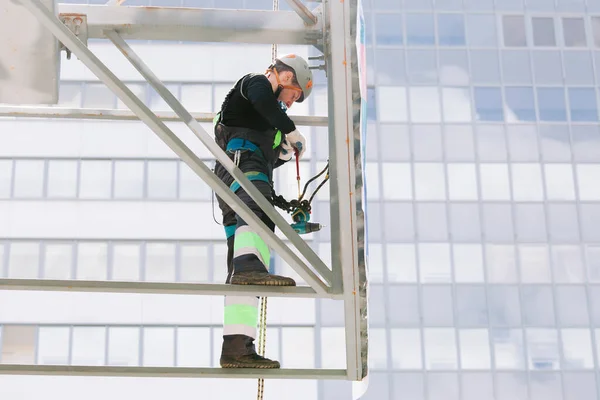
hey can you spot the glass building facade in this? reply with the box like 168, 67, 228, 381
1, 0, 600, 399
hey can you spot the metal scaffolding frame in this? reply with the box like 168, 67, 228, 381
0, 0, 368, 382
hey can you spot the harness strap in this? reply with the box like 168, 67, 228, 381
229, 171, 270, 194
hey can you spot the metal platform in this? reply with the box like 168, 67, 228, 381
0, 365, 347, 380
2, 0, 368, 383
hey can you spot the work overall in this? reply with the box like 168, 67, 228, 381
213, 88, 286, 360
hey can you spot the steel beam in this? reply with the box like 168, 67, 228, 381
327, 0, 367, 381
283, 0, 318, 25
0, 106, 328, 126
56, 4, 322, 44
20, 0, 330, 294
0, 365, 347, 380
0, 279, 343, 299
105, 31, 333, 285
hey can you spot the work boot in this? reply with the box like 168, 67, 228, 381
230, 270, 296, 286
220, 335, 280, 369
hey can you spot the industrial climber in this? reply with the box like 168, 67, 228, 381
213, 54, 313, 368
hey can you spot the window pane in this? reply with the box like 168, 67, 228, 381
177, 327, 210, 367
502, 50, 532, 84
442, 88, 472, 122
114, 160, 144, 199
569, 88, 598, 122
416, 203, 448, 241
479, 164, 510, 200
424, 328, 457, 369
0, 325, 35, 364
462, 373, 494, 400
519, 245, 551, 283
522, 286, 556, 326
467, 14, 497, 46
384, 202, 414, 242
444, 125, 474, 160
449, 204, 481, 241
375, 48, 406, 85
439, 50, 469, 86
540, 124, 571, 161
515, 204, 547, 242
505, 87, 536, 121
414, 163, 445, 200
503, 16, 527, 46
382, 163, 412, 200
460, 330, 491, 369
149, 84, 179, 111
72, 327, 105, 366
79, 160, 112, 199
282, 328, 315, 368
496, 373, 529, 400
0, 160, 11, 198
483, 204, 514, 242
374, 13, 402, 45
108, 327, 139, 366
392, 373, 425, 400
548, 204, 580, 242
388, 286, 419, 326
507, 125, 539, 162
471, 50, 500, 84
577, 165, 600, 200
447, 164, 477, 200
391, 329, 422, 369
83, 83, 115, 108
492, 329, 525, 369
581, 204, 600, 241
145, 243, 176, 282
538, 88, 567, 121
527, 329, 560, 370
453, 244, 484, 282
143, 327, 174, 367
380, 125, 410, 161
486, 245, 518, 283
112, 243, 140, 281
47, 160, 77, 198
406, 14, 435, 45
477, 125, 508, 161
407, 50, 437, 84
181, 84, 212, 112
587, 245, 600, 282
321, 328, 345, 369
379, 87, 408, 122
593, 17, 600, 47
429, 373, 459, 400
572, 125, 600, 162
562, 17, 587, 47
418, 244, 451, 283
545, 164, 576, 200
13, 160, 44, 198
409, 87, 441, 122
117, 83, 146, 110
422, 286, 453, 326
8, 242, 39, 279
58, 82, 82, 107
552, 245, 584, 283
532, 17, 556, 46
557, 286, 589, 326
456, 286, 488, 326
511, 164, 544, 201
563, 373, 598, 400
474, 87, 503, 121
530, 373, 563, 400
180, 244, 209, 282
38, 327, 69, 365
147, 160, 177, 199
532, 51, 563, 85
489, 286, 522, 326
564, 51, 594, 85
386, 244, 417, 282
43, 243, 72, 280
179, 161, 210, 200
77, 242, 108, 280
438, 14, 465, 45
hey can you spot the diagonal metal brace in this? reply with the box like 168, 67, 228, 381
20, 0, 331, 294
104, 30, 333, 286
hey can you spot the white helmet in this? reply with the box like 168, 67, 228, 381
275, 54, 313, 103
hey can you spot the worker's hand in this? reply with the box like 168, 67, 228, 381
286, 129, 306, 159
278, 139, 294, 161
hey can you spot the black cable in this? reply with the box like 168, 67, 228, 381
299, 162, 329, 201
308, 175, 329, 204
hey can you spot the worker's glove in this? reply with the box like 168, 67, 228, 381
286, 129, 306, 159
278, 139, 294, 161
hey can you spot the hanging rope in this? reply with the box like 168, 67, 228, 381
257, 2, 278, 398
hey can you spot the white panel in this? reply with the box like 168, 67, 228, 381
0, 201, 222, 240
0, 0, 60, 104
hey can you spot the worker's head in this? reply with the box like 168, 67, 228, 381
266, 54, 313, 108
